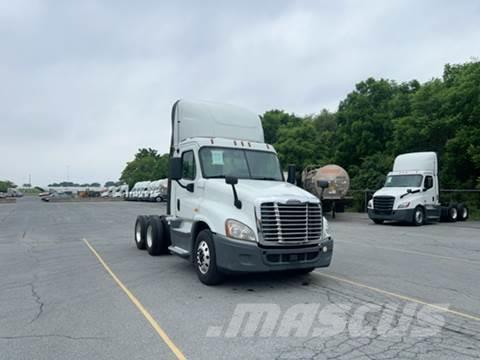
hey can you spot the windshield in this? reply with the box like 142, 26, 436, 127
384, 174, 423, 187
199, 147, 283, 181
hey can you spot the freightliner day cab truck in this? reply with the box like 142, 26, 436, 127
368, 152, 469, 226
134, 100, 333, 285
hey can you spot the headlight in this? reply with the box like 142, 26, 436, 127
397, 201, 410, 209
367, 199, 373, 209
322, 216, 331, 239
225, 219, 256, 241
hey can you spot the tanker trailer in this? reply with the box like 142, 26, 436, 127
302, 164, 351, 218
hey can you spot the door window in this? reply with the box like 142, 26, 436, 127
182, 151, 196, 180
424, 176, 433, 190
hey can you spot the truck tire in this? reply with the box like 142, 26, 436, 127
457, 203, 469, 221
446, 204, 458, 222
146, 216, 170, 255
373, 219, 384, 225
194, 230, 224, 285
134, 215, 148, 250
413, 206, 424, 226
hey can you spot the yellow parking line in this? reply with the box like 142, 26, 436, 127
317, 272, 480, 322
83, 239, 187, 360
335, 239, 480, 266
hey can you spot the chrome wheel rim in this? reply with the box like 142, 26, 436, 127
135, 223, 142, 243
146, 225, 153, 248
462, 208, 468, 219
196, 240, 210, 275
415, 209, 423, 224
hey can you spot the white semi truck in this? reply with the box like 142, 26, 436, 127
134, 100, 333, 285
368, 152, 469, 225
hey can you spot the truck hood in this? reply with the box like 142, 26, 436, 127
203, 179, 318, 205
373, 187, 422, 198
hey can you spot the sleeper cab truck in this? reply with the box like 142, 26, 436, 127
368, 152, 469, 226
134, 100, 333, 285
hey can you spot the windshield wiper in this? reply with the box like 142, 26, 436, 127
252, 177, 280, 181
400, 189, 421, 199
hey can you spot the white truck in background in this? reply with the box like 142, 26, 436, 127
113, 184, 129, 198
134, 100, 333, 285
148, 179, 168, 202
368, 152, 469, 225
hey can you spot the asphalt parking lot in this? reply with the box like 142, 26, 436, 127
1, 197, 479, 360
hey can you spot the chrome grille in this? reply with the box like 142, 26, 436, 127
373, 196, 395, 213
260, 202, 322, 244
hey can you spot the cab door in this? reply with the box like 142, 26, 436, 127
171, 147, 202, 252
423, 175, 440, 219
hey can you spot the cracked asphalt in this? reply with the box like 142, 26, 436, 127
1, 197, 479, 359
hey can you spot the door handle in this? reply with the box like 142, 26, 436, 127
177, 199, 180, 211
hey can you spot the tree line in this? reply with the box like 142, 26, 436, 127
121, 61, 479, 193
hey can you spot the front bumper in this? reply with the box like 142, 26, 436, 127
213, 234, 333, 273
368, 208, 414, 222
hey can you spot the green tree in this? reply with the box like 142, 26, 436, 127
120, 148, 169, 188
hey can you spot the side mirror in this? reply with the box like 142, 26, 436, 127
317, 180, 329, 189
225, 176, 238, 185
169, 158, 182, 180
287, 164, 296, 184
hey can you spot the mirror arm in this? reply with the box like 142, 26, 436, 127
175, 179, 194, 193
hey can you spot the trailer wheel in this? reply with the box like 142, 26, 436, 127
457, 203, 469, 221
194, 230, 224, 285
413, 206, 424, 226
146, 216, 170, 255
373, 219, 384, 225
134, 215, 148, 250
446, 204, 458, 222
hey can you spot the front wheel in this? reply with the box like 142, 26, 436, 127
194, 230, 224, 285
373, 219, 384, 225
413, 206, 424, 226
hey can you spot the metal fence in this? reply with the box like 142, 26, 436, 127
348, 189, 480, 213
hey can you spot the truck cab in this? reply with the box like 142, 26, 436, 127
368, 152, 441, 225
134, 100, 333, 285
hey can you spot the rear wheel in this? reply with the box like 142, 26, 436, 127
134, 216, 148, 250
457, 203, 469, 221
413, 206, 424, 226
194, 230, 224, 285
146, 216, 170, 255
446, 204, 458, 222
155, 196, 162, 202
